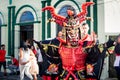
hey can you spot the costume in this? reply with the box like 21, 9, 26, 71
39, 2, 115, 80
33, 38, 62, 80
42, 2, 94, 80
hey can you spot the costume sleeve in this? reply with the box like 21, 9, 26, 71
57, 37, 66, 44
87, 41, 94, 46
33, 40, 43, 49
83, 41, 94, 47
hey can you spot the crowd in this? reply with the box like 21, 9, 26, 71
0, 23, 120, 80
0, 40, 43, 80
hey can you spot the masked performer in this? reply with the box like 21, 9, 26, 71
42, 2, 95, 80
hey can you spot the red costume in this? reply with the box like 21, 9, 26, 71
42, 2, 94, 80
59, 45, 86, 71
59, 46, 87, 80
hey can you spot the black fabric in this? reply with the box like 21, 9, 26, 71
86, 45, 100, 63
0, 61, 6, 70
33, 39, 62, 76
105, 39, 114, 48
41, 40, 51, 44
114, 67, 120, 80
85, 45, 101, 80
83, 41, 88, 47
114, 44, 120, 54
50, 38, 60, 47
85, 38, 114, 80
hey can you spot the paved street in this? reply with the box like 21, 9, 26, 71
0, 75, 118, 80
0, 72, 43, 80
0, 72, 118, 80
0, 76, 43, 80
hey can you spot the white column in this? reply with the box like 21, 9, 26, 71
14, 25, 20, 59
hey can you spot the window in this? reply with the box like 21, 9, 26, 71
20, 11, 34, 22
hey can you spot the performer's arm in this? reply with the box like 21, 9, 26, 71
57, 37, 66, 44
33, 40, 43, 49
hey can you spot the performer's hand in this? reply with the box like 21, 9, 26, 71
91, 31, 96, 41
113, 42, 117, 45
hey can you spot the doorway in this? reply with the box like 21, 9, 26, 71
19, 11, 34, 45
20, 25, 33, 44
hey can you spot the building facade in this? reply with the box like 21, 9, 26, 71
0, 0, 98, 56
1, 0, 119, 79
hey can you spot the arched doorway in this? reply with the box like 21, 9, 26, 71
57, 5, 76, 33
20, 11, 34, 44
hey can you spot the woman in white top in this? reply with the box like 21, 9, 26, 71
19, 45, 34, 80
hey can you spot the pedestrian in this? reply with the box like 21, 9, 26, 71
30, 45, 39, 80
81, 23, 94, 41
7, 55, 19, 75
114, 34, 120, 80
36, 46, 43, 76
29, 53, 39, 80
19, 43, 33, 80
0, 44, 7, 76
31, 45, 37, 56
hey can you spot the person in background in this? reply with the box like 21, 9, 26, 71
29, 44, 39, 80
7, 55, 19, 75
29, 50, 39, 80
19, 40, 33, 80
114, 34, 120, 80
81, 23, 94, 41
36, 46, 43, 76
20, 39, 39, 80
0, 44, 7, 76
80, 23, 96, 47
31, 45, 37, 56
